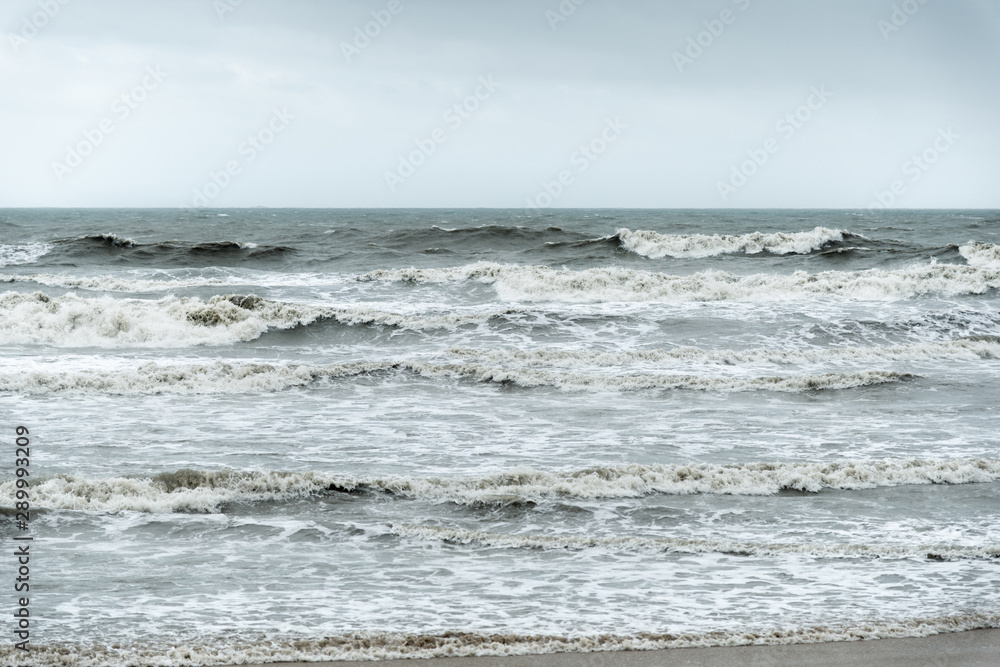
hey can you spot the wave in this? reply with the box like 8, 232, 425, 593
73, 234, 268, 253
5, 613, 1000, 665
42, 234, 292, 265
7, 458, 997, 512
341, 458, 1000, 504
0, 293, 507, 346
0, 242, 52, 267
9, 242, 998, 302
0, 359, 913, 394
415, 224, 575, 244
450, 337, 1000, 367
1, 273, 250, 292
0, 360, 399, 394
0, 270, 361, 293
84, 233, 137, 248
960, 241, 1000, 268
613, 227, 850, 259
359, 254, 1000, 303
392, 524, 1000, 562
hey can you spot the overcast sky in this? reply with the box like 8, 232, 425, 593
1, 0, 997, 208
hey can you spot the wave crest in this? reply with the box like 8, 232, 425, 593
0, 293, 507, 347
393, 524, 1000, 561
6, 458, 997, 512
0, 359, 912, 394
449, 338, 1000, 367
615, 227, 849, 259
6, 613, 1000, 665
961, 241, 1000, 268
360, 258, 1000, 303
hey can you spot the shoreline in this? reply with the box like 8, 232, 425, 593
232, 628, 1000, 667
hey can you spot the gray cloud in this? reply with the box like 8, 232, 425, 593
1, 0, 997, 207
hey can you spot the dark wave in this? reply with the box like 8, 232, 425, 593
367, 224, 593, 252
43, 234, 296, 267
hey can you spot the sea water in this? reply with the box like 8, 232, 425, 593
0, 209, 998, 664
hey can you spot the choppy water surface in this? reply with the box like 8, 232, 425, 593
1, 209, 998, 665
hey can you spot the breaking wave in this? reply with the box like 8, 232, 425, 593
0, 271, 349, 293
0, 293, 508, 346
960, 241, 1000, 268
392, 524, 1000, 561
614, 227, 850, 259
6, 458, 998, 512
0, 359, 913, 394
3, 615, 1000, 665
450, 338, 1000, 367
360, 254, 1000, 302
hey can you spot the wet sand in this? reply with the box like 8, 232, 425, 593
236, 627, 1000, 666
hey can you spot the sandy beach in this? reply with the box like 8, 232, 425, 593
235, 628, 1000, 667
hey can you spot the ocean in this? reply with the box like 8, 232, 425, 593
0, 208, 998, 665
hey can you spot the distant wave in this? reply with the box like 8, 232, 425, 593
613, 226, 851, 259
6, 241, 997, 299
72, 234, 271, 253
6, 458, 997, 513
7, 613, 1000, 665
361, 252, 1000, 302
393, 524, 1000, 562
450, 338, 1000, 367
0, 359, 913, 394
0, 242, 52, 267
420, 224, 572, 242
83, 233, 138, 248
0, 293, 510, 346
41, 234, 293, 264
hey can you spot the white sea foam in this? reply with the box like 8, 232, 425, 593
7, 458, 998, 512
392, 524, 1000, 561
0, 359, 913, 394
0, 242, 52, 267
0, 470, 336, 513
0, 271, 346, 292
408, 364, 912, 393
0, 273, 239, 292
960, 241, 1000, 268
0, 360, 395, 394
353, 458, 1000, 504
615, 227, 848, 259
360, 255, 1000, 303
6, 613, 999, 665
0, 293, 505, 346
450, 338, 1000, 368
0, 292, 321, 347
